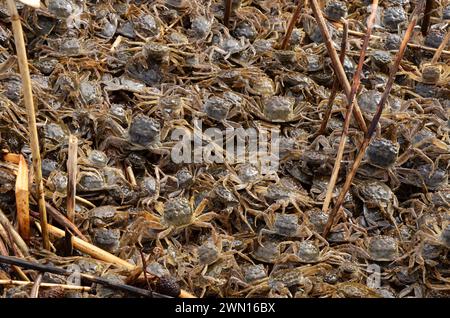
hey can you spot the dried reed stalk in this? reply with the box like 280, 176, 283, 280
224, 0, 233, 27
0, 236, 29, 281
281, 0, 304, 50
126, 165, 137, 187
421, 0, 433, 36
322, 0, 379, 213
6, 0, 49, 250
66, 135, 78, 223
3, 153, 21, 164
310, 0, 368, 134
336, 27, 450, 56
323, 0, 426, 237
431, 29, 450, 63
0, 208, 29, 256
0, 279, 92, 291
314, 19, 348, 138
0, 255, 160, 298
44, 203, 88, 242
30, 273, 42, 298
15, 154, 30, 242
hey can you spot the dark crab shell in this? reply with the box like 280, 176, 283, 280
203, 96, 232, 121
243, 264, 267, 283
262, 96, 295, 122
366, 138, 399, 168
324, 1, 348, 22
162, 197, 192, 226
441, 224, 450, 248
128, 114, 161, 146
368, 236, 398, 261
273, 214, 298, 236
297, 241, 320, 263
251, 241, 280, 264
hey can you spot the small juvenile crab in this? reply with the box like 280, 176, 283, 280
143, 196, 218, 240
88, 205, 130, 229
366, 235, 399, 262
237, 263, 332, 297
245, 95, 305, 123
277, 240, 332, 264
256, 180, 314, 214
405, 62, 450, 86
259, 213, 320, 244
195, 67, 277, 97
354, 180, 400, 236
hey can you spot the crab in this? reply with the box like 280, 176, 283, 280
366, 235, 399, 262
354, 180, 401, 237
206, 29, 251, 62
228, 263, 269, 297
314, 281, 381, 298
250, 238, 282, 264
403, 62, 450, 86
190, 234, 254, 297
255, 180, 314, 214
97, 112, 172, 156
277, 240, 337, 264
258, 213, 326, 245
87, 205, 130, 229
46, 170, 68, 206
235, 263, 333, 297
275, 71, 328, 102
245, 95, 305, 123
192, 67, 277, 97
143, 196, 218, 241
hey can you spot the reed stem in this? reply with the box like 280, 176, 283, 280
6, 0, 49, 250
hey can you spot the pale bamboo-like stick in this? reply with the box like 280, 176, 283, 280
126, 165, 137, 187
280, 0, 304, 50
66, 135, 78, 223
6, 0, 49, 250
0, 279, 92, 291
323, 0, 425, 237
15, 154, 30, 242
0, 208, 29, 256
16, 1, 40, 8
75, 196, 96, 208
310, 0, 368, 134
30, 272, 42, 298
110, 35, 123, 52
322, 0, 379, 213
45, 223, 197, 298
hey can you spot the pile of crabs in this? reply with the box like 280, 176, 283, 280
0, 0, 449, 298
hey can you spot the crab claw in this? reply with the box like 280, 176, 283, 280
17, 0, 41, 8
